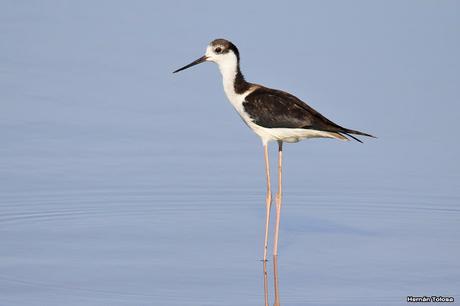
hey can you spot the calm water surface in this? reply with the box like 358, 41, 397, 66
1, 136, 459, 305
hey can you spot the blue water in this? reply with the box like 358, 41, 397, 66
1, 1, 459, 305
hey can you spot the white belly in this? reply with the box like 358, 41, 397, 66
247, 123, 344, 144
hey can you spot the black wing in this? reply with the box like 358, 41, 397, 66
243, 87, 374, 139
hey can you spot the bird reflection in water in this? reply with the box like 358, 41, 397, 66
263, 255, 281, 306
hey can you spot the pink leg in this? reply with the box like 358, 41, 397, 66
263, 144, 272, 261
273, 141, 283, 256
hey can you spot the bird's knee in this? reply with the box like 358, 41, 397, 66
265, 193, 272, 206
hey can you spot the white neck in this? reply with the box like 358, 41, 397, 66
216, 54, 239, 99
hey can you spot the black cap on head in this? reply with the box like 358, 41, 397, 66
210, 38, 240, 61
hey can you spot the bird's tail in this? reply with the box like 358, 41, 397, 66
339, 128, 376, 143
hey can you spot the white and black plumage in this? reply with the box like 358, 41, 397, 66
173, 38, 375, 261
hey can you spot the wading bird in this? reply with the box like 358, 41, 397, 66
173, 39, 374, 261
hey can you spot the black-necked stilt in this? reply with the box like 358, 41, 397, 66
173, 38, 375, 261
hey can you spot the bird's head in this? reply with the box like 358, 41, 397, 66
173, 38, 239, 73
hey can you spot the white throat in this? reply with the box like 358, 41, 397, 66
216, 55, 239, 99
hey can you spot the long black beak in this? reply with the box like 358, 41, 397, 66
173, 55, 208, 73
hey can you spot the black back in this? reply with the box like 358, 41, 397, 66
243, 87, 374, 139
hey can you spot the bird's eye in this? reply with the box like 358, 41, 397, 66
214, 47, 222, 53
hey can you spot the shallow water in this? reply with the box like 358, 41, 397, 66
1, 1, 459, 305
1, 138, 459, 305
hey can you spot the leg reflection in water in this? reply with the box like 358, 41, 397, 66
263, 260, 269, 306
262, 255, 281, 306
273, 255, 280, 306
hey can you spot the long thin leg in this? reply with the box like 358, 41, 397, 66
273, 141, 283, 256
263, 144, 272, 261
